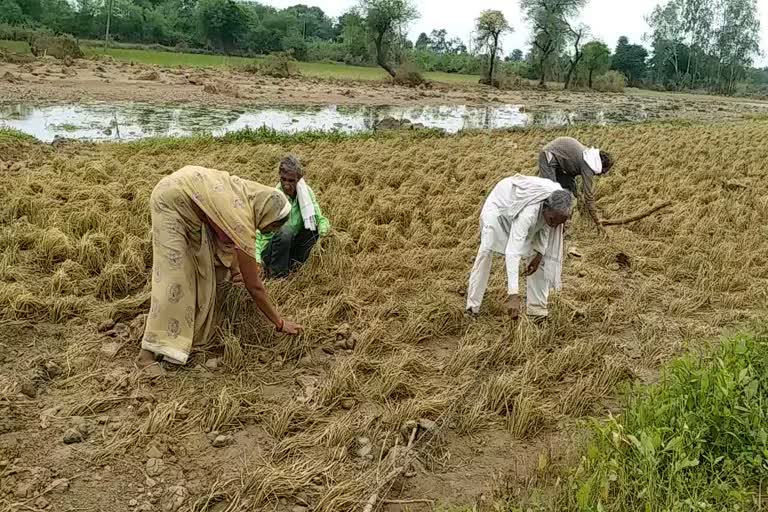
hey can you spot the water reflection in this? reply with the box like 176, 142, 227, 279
0, 102, 646, 143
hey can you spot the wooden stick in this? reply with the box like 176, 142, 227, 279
602, 201, 672, 226
383, 498, 435, 505
362, 427, 418, 512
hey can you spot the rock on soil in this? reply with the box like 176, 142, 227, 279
136, 70, 160, 81
204, 358, 219, 370
108, 323, 130, 337
19, 379, 37, 398
15, 481, 35, 498
62, 427, 84, 444
145, 445, 163, 459
130, 314, 147, 338
50, 478, 69, 493
100, 341, 123, 358
98, 319, 116, 332
400, 420, 418, 441
418, 418, 437, 432
161, 485, 187, 512
145, 458, 165, 477
45, 361, 63, 378
356, 436, 372, 458
212, 434, 233, 448
2, 71, 19, 83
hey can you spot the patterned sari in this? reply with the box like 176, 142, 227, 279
141, 166, 289, 364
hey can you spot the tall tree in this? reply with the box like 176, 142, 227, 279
284, 4, 334, 41
647, 0, 759, 93
563, 23, 587, 89
359, 0, 419, 77
647, 1, 686, 86
415, 31, 431, 49
522, 0, 587, 87
336, 8, 369, 63
581, 40, 611, 87
509, 48, 524, 62
680, 0, 714, 86
0, 0, 25, 24
713, 0, 760, 93
195, 0, 247, 52
429, 28, 448, 52
475, 10, 511, 86
612, 36, 648, 86
15, 0, 42, 20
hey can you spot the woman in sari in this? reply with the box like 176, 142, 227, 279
137, 166, 302, 374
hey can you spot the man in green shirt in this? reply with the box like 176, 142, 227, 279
255, 155, 331, 278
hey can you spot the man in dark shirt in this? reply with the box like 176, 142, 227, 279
538, 137, 614, 228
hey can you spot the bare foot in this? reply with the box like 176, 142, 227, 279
136, 349, 165, 377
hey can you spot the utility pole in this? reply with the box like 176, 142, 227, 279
104, 0, 114, 51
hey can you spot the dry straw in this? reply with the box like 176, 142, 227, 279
1, 119, 766, 508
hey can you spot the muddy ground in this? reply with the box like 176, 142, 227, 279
1, 57, 768, 123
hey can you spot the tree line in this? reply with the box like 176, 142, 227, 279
0, 0, 763, 94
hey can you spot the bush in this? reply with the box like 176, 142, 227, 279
593, 70, 626, 92
498, 71, 525, 90
393, 62, 426, 87
408, 49, 484, 75
0, 23, 53, 42
247, 51, 300, 79
569, 334, 768, 511
29, 34, 84, 60
305, 40, 347, 64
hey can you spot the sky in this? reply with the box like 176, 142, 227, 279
262, 0, 768, 67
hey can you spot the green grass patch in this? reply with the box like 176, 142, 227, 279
566, 333, 768, 512
86, 47, 254, 69
0, 127, 37, 143
3, 39, 480, 83
0, 39, 29, 53
86, 47, 479, 83
109, 125, 448, 154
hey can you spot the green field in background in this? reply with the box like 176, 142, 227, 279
1, 40, 480, 84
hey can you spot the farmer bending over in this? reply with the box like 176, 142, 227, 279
466, 175, 573, 319
538, 136, 613, 229
255, 155, 331, 278
137, 166, 302, 375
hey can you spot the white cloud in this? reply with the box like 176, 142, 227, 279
261, 0, 768, 66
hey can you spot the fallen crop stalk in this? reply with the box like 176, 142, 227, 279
603, 201, 672, 226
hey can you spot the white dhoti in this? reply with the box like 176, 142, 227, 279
466, 176, 565, 316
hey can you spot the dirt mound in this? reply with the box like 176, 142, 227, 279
2, 71, 20, 83
29, 34, 84, 60
374, 117, 429, 131
203, 80, 240, 98
0, 48, 35, 64
134, 70, 160, 81
0, 120, 765, 510
393, 63, 427, 88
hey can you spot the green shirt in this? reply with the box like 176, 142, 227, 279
255, 182, 331, 263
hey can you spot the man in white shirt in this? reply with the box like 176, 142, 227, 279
466, 175, 573, 319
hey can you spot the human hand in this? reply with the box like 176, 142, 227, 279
506, 294, 521, 320
277, 319, 303, 335
525, 253, 543, 276
231, 271, 243, 285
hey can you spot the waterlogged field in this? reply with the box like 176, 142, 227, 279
0, 120, 767, 511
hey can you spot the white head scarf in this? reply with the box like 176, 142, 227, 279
583, 148, 603, 174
